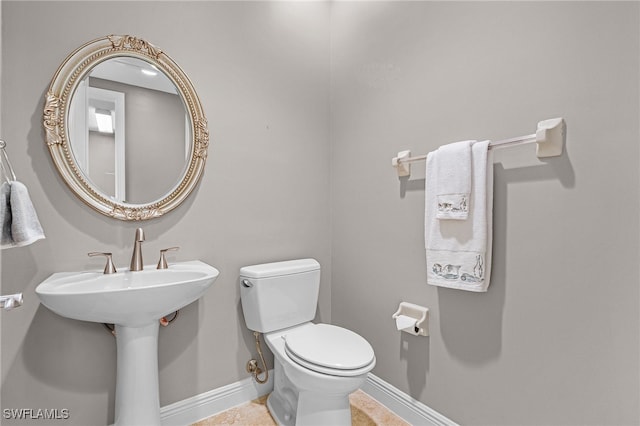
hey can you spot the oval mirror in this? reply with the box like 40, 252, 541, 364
43, 35, 209, 220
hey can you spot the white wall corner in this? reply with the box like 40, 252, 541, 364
160, 371, 274, 426
362, 374, 458, 426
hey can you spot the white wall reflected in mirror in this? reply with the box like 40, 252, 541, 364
69, 82, 126, 202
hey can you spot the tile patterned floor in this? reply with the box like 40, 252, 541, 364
193, 389, 409, 426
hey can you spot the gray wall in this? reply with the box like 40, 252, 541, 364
2, 2, 639, 426
1, 2, 330, 425
330, 2, 639, 425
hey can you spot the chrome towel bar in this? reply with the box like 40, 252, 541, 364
0, 293, 23, 310
0, 139, 17, 183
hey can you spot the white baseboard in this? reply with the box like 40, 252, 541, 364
362, 373, 458, 426
160, 371, 274, 426
160, 371, 456, 426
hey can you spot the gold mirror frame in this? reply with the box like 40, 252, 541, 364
43, 35, 209, 221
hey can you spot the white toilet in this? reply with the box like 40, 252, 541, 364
239, 259, 376, 426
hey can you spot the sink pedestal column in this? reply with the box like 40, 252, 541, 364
114, 322, 161, 426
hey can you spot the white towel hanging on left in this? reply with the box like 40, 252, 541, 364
0, 182, 45, 249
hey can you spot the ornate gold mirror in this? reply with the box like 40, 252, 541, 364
44, 35, 209, 220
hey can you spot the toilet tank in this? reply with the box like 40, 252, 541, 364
240, 259, 320, 333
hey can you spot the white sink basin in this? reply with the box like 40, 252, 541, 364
36, 260, 219, 327
35, 260, 219, 426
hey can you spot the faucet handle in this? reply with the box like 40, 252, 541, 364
88, 252, 117, 274
157, 247, 180, 269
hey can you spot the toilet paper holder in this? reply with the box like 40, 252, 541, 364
392, 302, 429, 336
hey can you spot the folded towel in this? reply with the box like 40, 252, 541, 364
0, 182, 12, 247
0, 181, 45, 249
435, 140, 474, 220
425, 140, 493, 292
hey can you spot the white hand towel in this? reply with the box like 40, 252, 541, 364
1, 181, 45, 249
425, 140, 493, 292
0, 182, 12, 247
435, 140, 474, 220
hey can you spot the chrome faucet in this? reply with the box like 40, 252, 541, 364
130, 228, 145, 271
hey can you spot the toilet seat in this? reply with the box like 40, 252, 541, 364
284, 324, 375, 377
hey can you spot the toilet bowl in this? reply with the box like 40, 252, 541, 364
239, 259, 376, 425
265, 323, 375, 425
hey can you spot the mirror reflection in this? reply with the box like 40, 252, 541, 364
68, 57, 190, 204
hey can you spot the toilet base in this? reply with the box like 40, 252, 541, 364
267, 392, 295, 426
267, 390, 352, 426
296, 390, 352, 425
266, 354, 358, 426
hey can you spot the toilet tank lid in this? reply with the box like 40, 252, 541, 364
239, 259, 320, 279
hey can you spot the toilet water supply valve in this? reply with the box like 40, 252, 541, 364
247, 331, 269, 384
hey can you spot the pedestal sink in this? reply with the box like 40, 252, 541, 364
35, 260, 219, 426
